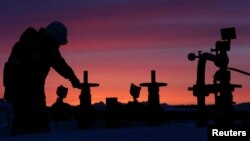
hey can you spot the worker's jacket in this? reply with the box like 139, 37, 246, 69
3, 27, 78, 103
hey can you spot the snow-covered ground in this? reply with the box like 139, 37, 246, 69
0, 121, 208, 141
0, 98, 208, 141
0, 99, 12, 136
1, 100, 249, 141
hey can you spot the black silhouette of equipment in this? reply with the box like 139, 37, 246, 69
187, 27, 243, 127
140, 70, 167, 108
82, 71, 99, 87
140, 70, 167, 87
130, 83, 141, 103
227, 67, 250, 76
79, 71, 99, 107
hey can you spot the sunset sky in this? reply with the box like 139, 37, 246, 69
1, 0, 250, 106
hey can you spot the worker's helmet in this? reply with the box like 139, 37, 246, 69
45, 21, 68, 45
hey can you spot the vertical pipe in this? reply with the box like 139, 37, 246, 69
151, 70, 156, 83
84, 71, 88, 84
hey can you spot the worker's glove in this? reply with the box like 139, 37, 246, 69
70, 77, 81, 89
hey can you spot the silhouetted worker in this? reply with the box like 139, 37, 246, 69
3, 21, 81, 135
50, 85, 73, 122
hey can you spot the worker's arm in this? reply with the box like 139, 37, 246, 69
51, 51, 81, 89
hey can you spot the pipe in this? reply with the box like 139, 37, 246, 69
227, 67, 250, 76
196, 53, 217, 85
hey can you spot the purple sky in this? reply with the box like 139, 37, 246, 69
1, 0, 250, 105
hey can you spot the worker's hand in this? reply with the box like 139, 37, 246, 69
82, 85, 91, 94
70, 77, 81, 89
